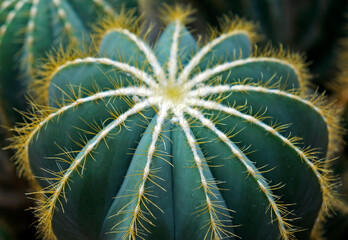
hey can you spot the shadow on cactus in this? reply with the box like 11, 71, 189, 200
10, 5, 342, 240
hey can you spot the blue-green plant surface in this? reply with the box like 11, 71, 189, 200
11, 6, 340, 240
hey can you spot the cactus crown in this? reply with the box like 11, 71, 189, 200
11, 5, 341, 240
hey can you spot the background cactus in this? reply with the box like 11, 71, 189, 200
0, 0, 139, 126
11, 6, 340, 240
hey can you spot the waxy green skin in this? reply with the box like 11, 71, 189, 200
26, 18, 329, 240
0, 0, 138, 124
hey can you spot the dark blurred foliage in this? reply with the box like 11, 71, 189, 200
0, 121, 36, 240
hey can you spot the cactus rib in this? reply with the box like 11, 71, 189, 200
51, 0, 78, 36
93, 8, 167, 83
168, 20, 181, 83
0, 1, 15, 12
121, 106, 169, 239
12, 85, 152, 179
190, 98, 336, 211
103, 28, 166, 82
185, 57, 306, 90
23, 0, 42, 75
54, 57, 158, 87
175, 110, 236, 239
35, 100, 151, 240
178, 29, 255, 84
185, 106, 295, 239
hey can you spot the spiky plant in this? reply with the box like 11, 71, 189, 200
11, 6, 340, 240
0, 0, 138, 125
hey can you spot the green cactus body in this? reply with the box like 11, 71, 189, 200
12, 7, 338, 240
0, 0, 138, 124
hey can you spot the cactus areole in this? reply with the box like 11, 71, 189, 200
12, 7, 338, 240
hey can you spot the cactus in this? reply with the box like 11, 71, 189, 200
0, 0, 138, 125
11, 6, 340, 240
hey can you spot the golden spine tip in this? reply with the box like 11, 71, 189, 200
93, 7, 141, 47
6, 103, 57, 239
215, 14, 261, 44
6, 98, 57, 188
299, 91, 343, 226
159, 3, 196, 25
307, 91, 344, 159
253, 43, 312, 91
30, 43, 97, 106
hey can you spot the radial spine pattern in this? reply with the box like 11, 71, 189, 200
11, 6, 339, 240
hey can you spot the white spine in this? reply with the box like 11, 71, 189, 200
178, 30, 248, 84
168, 20, 181, 84
54, 57, 159, 88
185, 106, 291, 239
118, 29, 166, 83
127, 104, 169, 238
185, 57, 300, 90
